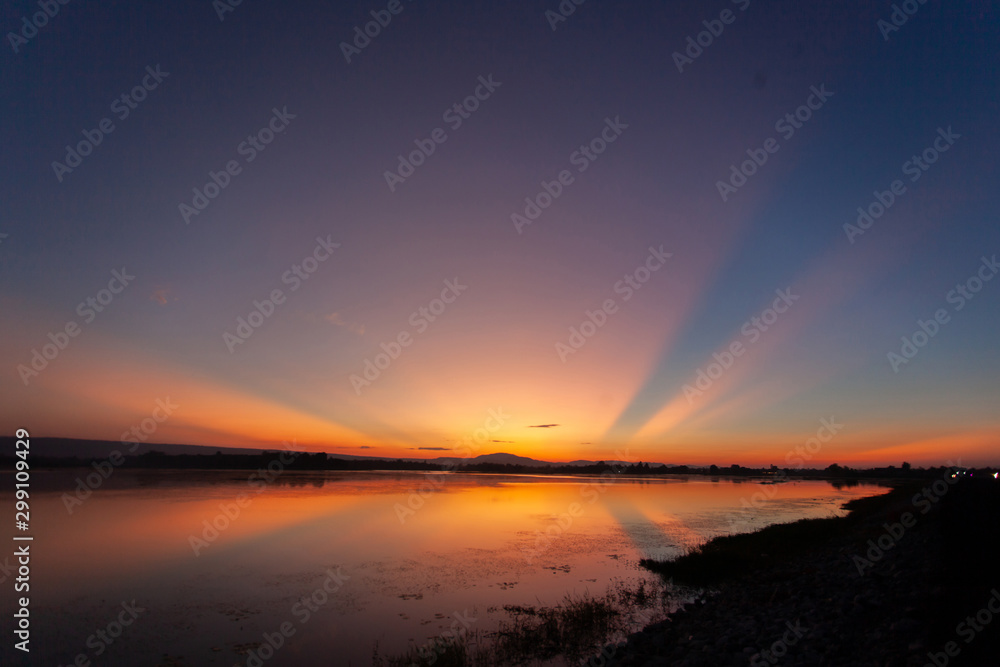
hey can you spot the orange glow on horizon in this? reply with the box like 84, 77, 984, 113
3, 282, 998, 468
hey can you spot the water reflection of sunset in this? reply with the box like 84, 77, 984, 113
7, 472, 888, 664
25, 473, 886, 595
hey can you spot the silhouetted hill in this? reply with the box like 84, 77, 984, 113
0, 437, 663, 468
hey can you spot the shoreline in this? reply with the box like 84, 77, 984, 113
607, 477, 1000, 666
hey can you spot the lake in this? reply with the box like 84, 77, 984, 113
1, 470, 888, 666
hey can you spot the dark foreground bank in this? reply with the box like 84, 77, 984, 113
606, 475, 1000, 667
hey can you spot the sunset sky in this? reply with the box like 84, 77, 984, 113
2, 1, 998, 466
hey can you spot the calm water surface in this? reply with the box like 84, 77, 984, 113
1, 471, 888, 665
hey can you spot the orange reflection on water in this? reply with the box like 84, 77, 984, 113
9, 471, 890, 666
23, 471, 888, 602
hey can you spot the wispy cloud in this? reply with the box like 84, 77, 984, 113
528, 424, 560, 428
325, 311, 365, 335
150, 288, 177, 305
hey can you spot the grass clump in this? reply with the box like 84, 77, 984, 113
373, 634, 470, 667
373, 579, 669, 666
488, 593, 621, 664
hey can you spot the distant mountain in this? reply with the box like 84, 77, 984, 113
4, 437, 667, 468
425, 453, 672, 468
427, 453, 555, 467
